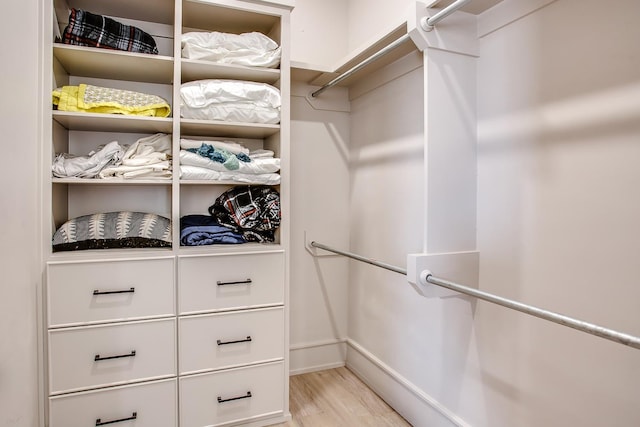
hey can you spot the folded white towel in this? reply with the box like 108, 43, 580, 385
52, 140, 124, 178
99, 133, 172, 179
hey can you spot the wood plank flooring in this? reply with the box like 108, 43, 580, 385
270, 367, 411, 426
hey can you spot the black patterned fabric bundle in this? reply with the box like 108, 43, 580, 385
209, 186, 280, 243
62, 9, 159, 55
52, 211, 171, 252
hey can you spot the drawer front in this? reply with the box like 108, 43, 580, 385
48, 258, 175, 327
179, 252, 284, 313
49, 378, 177, 427
179, 307, 284, 374
49, 319, 176, 394
180, 362, 285, 427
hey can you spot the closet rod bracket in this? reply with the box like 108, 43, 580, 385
407, 252, 479, 297
409, 0, 475, 51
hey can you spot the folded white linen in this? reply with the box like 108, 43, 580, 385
121, 133, 171, 166
180, 165, 280, 185
99, 162, 172, 179
249, 149, 275, 159
180, 79, 281, 124
52, 140, 124, 178
180, 138, 250, 155
180, 150, 280, 174
99, 133, 172, 179
182, 31, 281, 68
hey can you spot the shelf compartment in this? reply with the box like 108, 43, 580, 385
182, 1, 281, 35
53, 45, 174, 84
181, 59, 280, 84
53, 111, 173, 133
63, 0, 175, 26
180, 119, 279, 139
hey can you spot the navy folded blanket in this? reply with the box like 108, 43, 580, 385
180, 215, 246, 246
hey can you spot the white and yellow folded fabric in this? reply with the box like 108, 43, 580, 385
52, 84, 171, 117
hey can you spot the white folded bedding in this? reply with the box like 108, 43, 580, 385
180, 79, 281, 124
52, 140, 124, 178
180, 165, 281, 185
180, 150, 280, 174
182, 31, 281, 68
180, 138, 250, 155
99, 133, 172, 179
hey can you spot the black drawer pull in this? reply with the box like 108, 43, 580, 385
216, 279, 252, 286
96, 412, 137, 426
93, 287, 135, 295
217, 336, 252, 346
94, 350, 136, 361
218, 391, 252, 403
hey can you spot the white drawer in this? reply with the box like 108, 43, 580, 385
179, 252, 284, 314
49, 378, 177, 427
47, 258, 175, 327
49, 318, 176, 394
179, 307, 284, 374
180, 362, 285, 427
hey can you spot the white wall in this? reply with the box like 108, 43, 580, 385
307, 0, 640, 426
0, 0, 42, 425
344, 45, 481, 427
289, 85, 351, 373
289, 0, 415, 67
290, 0, 349, 66
346, 0, 414, 52
474, 0, 640, 425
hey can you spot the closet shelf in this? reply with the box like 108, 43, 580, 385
180, 119, 280, 139
180, 180, 279, 186
181, 59, 280, 84
53, 111, 173, 133
52, 178, 172, 185
177, 243, 284, 256
291, 23, 415, 87
48, 246, 174, 261
53, 45, 174, 84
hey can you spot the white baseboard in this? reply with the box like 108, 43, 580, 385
289, 339, 347, 375
346, 339, 470, 427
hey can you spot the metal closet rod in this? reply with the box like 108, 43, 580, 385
425, 0, 472, 28
309, 241, 640, 350
310, 33, 412, 98
311, 241, 407, 275
310, 0, 472, 98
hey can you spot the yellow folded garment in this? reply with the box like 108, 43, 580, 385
52, 84, 171, 117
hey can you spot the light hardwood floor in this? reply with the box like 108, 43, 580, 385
270, 367, 412, 426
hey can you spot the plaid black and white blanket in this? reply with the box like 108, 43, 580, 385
209, 186, 281, 243
62, 9, 158, 55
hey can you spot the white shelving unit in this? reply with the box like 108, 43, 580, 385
43, 0, 291, 426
